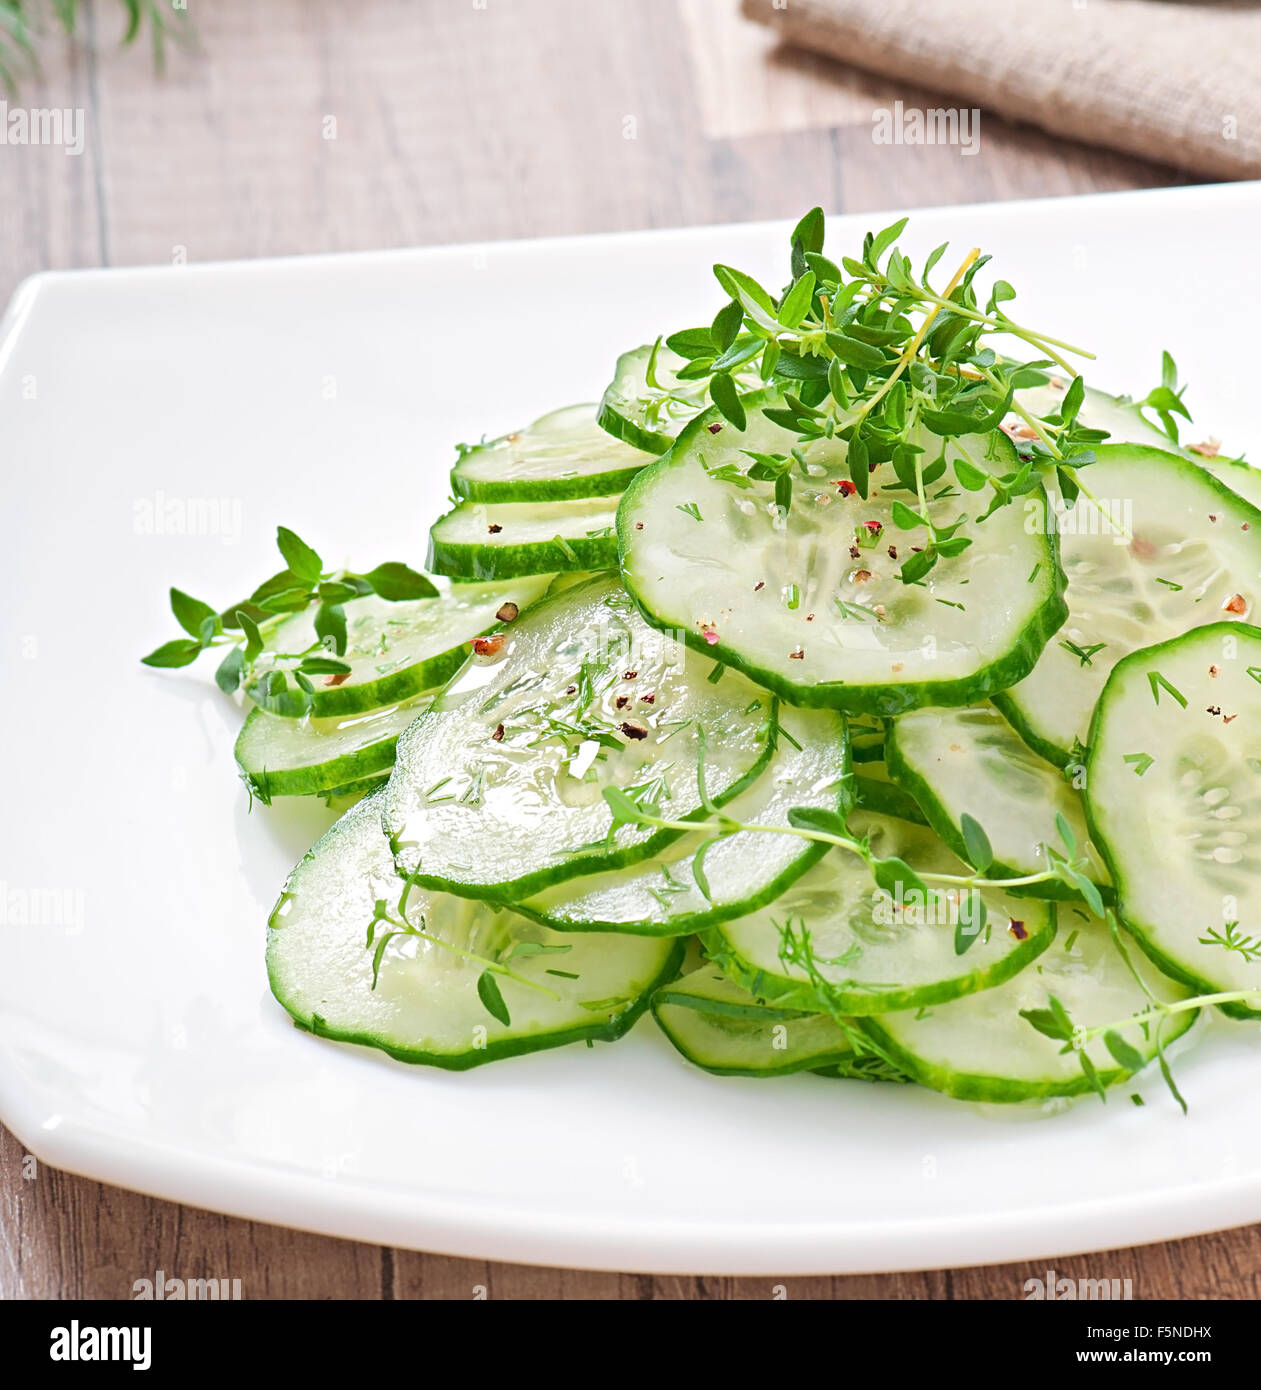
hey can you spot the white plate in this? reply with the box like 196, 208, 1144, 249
2, 183, 1260, 1276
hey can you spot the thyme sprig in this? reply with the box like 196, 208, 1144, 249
140, 524, 436, 717
663, 208, 1110, 582
601, 786, 1099, 951
365, 870, 565, 1023
1021, 912, 1261, 1112
1138, 350, 1193, 444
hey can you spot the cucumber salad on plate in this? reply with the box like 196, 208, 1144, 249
143, 210, 1261, 1109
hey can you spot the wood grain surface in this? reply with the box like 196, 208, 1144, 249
1, 0, 1252, 1301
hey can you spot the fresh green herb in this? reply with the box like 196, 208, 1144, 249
703, 460, 755, 489
1021, 911, 1260, 1113
676, 501, 703, 522
1060, 639, 1107, 667
476, 971, 511, 1026
1197, 921, 1261, 965
1138, 350, 1193, 444
959, 813, 994, 872
1147, 670, 1188, 708
954, 891, 987, 957
459, 763, 486, 807
770, 714, 803, 752
710, 370, 747, 430
603, 784, 1084, 900
834, 598, 881, 623
665, 207, 1101, 582
140, 524, 436, 716
1123, 751, 1155, 776
364, 878, 561, 1013
691, 838, 716, 902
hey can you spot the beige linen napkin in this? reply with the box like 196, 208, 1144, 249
741, 0, 1261, 178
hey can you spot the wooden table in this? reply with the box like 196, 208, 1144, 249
2, 0, 1255, 1301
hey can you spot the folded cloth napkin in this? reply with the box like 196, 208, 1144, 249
741, 0, 1261, 178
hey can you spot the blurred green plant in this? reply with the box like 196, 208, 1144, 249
0, 1, 191, 97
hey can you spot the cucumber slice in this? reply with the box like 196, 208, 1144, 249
428, 498, 617, 579
451, 404, 652, 503
319, 773, 392, 804
515, 704, 850, 935
857, 924, 1197, 1102
994, 444, 1261, 764
267, 794, 683, 1069
884, 704, 1109, 901
248, 577, 549, 717
1202, 455, 1261, 513
1085, 622, 1261, 1018
235, 695, 431, 802
618, 404, 1067, 715
598, 343, 763, 455
382, 576, 778, 901
651, 966, 860, 1077
706, 812, 1056, 1015
1014, 372, 1261, 511
853, 759, 928, 826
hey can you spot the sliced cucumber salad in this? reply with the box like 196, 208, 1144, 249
1014, 369, 1261, 511
268, 794, 682, 1068
236, 695, 431, 802
618, 407, 1067, 715
451, 404, 653, 503
706, 811, 1057, 1016
1085, 623, 1261, 1018
428, 497, 619, 580
515, 703, 850, 935
250, 577, 550, 717
884, 703, 1109, 901
652, 967, 878, 1078
146, 207, 1260, 1105
598, 342, 763, 454
994, 444, 1260, 764
382, 575, 778, 900
857, 921, 1197, 1102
